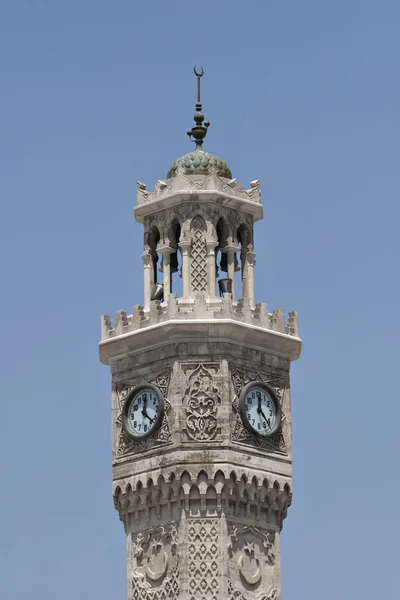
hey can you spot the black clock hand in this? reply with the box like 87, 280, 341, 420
141, 408, 155, 425
258, 407, 271, 426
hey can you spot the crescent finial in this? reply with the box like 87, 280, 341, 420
194, 66, 204, 78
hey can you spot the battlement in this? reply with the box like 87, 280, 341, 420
101, 293, 299, 343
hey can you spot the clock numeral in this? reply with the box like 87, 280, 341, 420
252, 392, 255, 399
263, 422, 267, 429
133, 405, 138, 412
269, 409, 273, 416
133, 421, 137, 428
258, 423, 261, 430
153, 398, 157, 405
144, 424, 148, 433
252, 419, 255, 425
248, 398, 252, 405
247, 413, 250, 420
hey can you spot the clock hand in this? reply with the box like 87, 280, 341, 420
141, 408, 155, 425
258, 407, 271, 425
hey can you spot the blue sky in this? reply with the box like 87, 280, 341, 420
1, 1, 399, 599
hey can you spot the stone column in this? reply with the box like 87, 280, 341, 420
158, 246, 174, 299
179, 240, 191, 299
221, 244, 240, 301
206, 240, 218, 297
247, 251, 256, 307
241, 249, 248, 300
141, 252, 152, 310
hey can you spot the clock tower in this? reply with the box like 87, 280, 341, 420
99, 70, 301, 600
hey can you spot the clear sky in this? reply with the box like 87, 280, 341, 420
1, 1, 399, 599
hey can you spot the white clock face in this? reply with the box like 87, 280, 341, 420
240, 385, 279, 437
124, 386, 163, 439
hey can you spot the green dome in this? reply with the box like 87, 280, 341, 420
167, 148, 232, 179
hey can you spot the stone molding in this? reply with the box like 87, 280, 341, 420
135, 167, 262, 223
100, 302, 301, 367
113, 467, 291, 530
101, 294, 299, 342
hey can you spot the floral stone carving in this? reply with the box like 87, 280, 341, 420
231, 367, 287, 453
182, 363, 221, 441
115, 369, 172, 456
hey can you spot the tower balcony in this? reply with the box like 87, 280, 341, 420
99, 293, 301, 366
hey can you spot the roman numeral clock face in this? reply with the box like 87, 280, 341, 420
239, 383, 281, 438
122, 384, 164, 440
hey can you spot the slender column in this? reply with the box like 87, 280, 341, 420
241, 250, 248, 299
179, 240, 191, 299
158, 246, 174, 299
141, 252, 152, 310
206, 241, 218, 297
221, 244, 240, 301
247, 251, 256, 307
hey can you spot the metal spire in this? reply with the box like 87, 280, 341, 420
187, 66, 210, 148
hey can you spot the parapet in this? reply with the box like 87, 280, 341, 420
101, 293, 299, 346
135, 166, 262, 222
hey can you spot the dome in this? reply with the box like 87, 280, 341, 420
167, 147, 232, 179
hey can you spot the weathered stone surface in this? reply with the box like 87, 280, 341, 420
100, 164, 301, 600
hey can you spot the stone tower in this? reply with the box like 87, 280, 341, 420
99, 70, 301, 600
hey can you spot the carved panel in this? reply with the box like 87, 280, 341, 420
131, 524, 179, 600
228, 580, 279, 600
115, 369, 172, 456
182, 363, 221, 441
228, 523, 278, 600
190, 216, 207, 292
188, 518, 220, 600
231, 367, 287, 453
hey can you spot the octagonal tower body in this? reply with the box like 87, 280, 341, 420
100, 153, 301, 600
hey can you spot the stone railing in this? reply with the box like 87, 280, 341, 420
101, 293, 299, 341
136, 166, 261, 206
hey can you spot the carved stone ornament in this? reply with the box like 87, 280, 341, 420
228, 580, 279, 600
231, 367, 287, 453
228, 208, 240, 224
228, 526, 276, 584
188, 518, 220, 600
190, 216, 208, 292
115, 369, 172, 456
182, 363, 221, 441
132, 524, 179, 600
